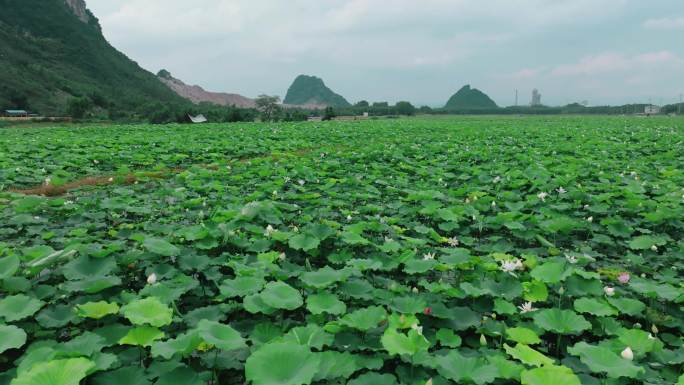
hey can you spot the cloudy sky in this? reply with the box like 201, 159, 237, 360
86, 0, 684, 107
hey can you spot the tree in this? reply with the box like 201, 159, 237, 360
255, 95, 281, 122
372, 102, 389, 108
419, 106, 433, 114
355, 100, 370, 108
395, 101, 416, 116
322, 106, 336, 121
66, 97, 93, 119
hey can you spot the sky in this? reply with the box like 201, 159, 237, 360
86, 0, 684, 107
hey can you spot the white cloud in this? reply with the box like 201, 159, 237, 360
643, 16, 684, 30
551, 51, 683, 76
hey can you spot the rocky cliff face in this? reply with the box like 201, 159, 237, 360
64, 0, 90, 23
158, 72, 257, 109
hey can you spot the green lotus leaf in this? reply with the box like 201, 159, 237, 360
282, 324, 333, 349
567, 342, 645, 378
436, 328, 462, 348
59, 332, 107, 356
244, 293, 278, 315
530, 260, 569, 284
389, 296, 427, 314
196, 320, 246, 351
0, 255, 20, 280
288, 233, 320, 251
339, 306, 387, 331
0, 294, 45, 322
306, 292, 347, 315
154, 366, 207, 385
381, 328, 430, 356
522, 280, 549, 302
76, 301, 120, 320
628, 235, 666, 250
143, 237, 180, 256
605, 297, 646, 317
520, 365, 581, 385
219, 276, 265, 298
533, 309, 591, 335
434, 350, 499, 385
299, 267, 347, 289
615, 328, 661, 355
506, 327, 541, 345
121, 297, 173, 327
573, 298, 618, 317
150, 331, 203, 359
504, 343, 555, 367
245, 342, 321, 385
313, 351, 362, 381
259, 281, 303, 310
347, 372, 398, 385
0, 324, 27, 354
10, 358, 95, 385
118, 326, 165, 347
36, 305, 78, 328
92, 366, 151, 385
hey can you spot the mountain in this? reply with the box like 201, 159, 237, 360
284, 75, 350, 108
445, 85, 498, 110
0, 0, 185, 116
157, 70, 256, 109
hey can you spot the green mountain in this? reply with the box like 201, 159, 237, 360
284, 75, 350, 108
0, 0, 185, 116
445, 85, 498, 110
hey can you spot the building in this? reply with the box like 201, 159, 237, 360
644, 105, 661, 115
3, 110, 29, 118
307, 116, 323, 122
186, 114, 207, 123
530, 89, 542, 107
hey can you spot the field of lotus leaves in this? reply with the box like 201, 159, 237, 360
1, 115, 684, 385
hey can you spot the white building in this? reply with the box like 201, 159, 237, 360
530, 89, 542, 107
644, 105, 661, 115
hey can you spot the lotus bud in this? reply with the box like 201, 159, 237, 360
604, 287, 615, 296
650, 245, 658, 252
479, 334, 487, 347
634, 323, 642, 329
147, 273, 157, 285
651, 325, 659, 334
559, 286, 565, 295
621, 347, 634, 361
426, 379, 433, 385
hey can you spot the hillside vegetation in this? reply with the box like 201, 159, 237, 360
0, 0, 185, 117
284, 75, 351, 108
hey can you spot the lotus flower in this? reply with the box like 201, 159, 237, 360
587, 216, 593, 223
264, 225, 275, 237
447, 237, 459, 247
423, 252, 435, 261
604, 286, 615, 296
537, 192, 548, 201
518, 302, 537, 314
650, 245, 658, 252
147, 273, 157, 285
557, 187, 567, 194
565, 254, 578, 264
621, 347, 634, 361
500, 259, 524, 275
618, 272, 630, 284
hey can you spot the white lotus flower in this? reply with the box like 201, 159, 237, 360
447, 237, 459, 247
346, 215, 352, 221
44, 177, 51, 185
621, 347, 634, 361
565, 254, 578, 264
411, 323, 423, 335
557, 187, 567, 194
278, 252, 286, 261
587, 216, 593, 223
604, 286, 616, 296
411, 287, 419, 293
423, 252, 435, 261
108, 178, 113, 182
651, 325, 659, 334
491, 201, 497, 207
537, 192, 548, 201
493, 176, 502, 183
650, 245, 658, 252
500, 259, 524, 275
264, 225, 275, 237
518, 302, 537, 314
93, 159, 99, 164
147, 273, 157, 285
298, 179, 305, 186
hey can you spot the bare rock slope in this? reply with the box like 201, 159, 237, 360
157, 72, 256, 109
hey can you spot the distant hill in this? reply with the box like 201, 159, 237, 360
284, 75, 350, 108
445, 85, 498, 110
0, 0, 185, 116
157, 70, 256, 109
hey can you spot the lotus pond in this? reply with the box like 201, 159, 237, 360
1, 116, 684, 385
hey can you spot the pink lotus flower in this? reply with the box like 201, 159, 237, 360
618, 272, 630, 284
